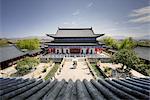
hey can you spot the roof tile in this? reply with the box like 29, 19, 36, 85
0, 77, 149, 100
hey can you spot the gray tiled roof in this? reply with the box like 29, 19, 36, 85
0, 45, 27, 63
27, 49, 42, 55
47, 28, 104, 37
0, 77, 149, 100
45, 42, 101, 46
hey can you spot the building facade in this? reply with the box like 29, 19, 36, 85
45, 27, 105, 55
0, 45, 28, 69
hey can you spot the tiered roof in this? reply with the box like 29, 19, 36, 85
0, 77, 149, 100
45, 28, 104, 46
47, 27, 104, 38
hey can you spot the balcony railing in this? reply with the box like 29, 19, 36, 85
40, 53, 110, 59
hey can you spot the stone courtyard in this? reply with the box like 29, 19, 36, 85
56, 58, 94, 81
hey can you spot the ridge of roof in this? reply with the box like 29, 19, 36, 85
58, 27, 92, 30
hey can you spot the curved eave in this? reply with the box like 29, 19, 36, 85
47, 34, 104, 38
44, 43, 101, 46
96, 34, 104, 38
46, 34, 55, 38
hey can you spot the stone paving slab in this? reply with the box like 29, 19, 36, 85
56, 58, 94, 81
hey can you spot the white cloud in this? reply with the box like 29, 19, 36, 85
87, 2, 93, 8
129, 6, 150, 23
129, 15, 150, 23
129, 6, 150, 17
72, 10, 80, 16
93, 24, 149, 39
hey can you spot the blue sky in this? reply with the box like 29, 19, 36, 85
0, 0, 150, 38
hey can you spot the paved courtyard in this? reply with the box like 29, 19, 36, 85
56, 58, 94, 81
22, 63, 52, 79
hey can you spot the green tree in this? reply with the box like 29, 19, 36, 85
112, 49, 140, 69
16, 38, 40, 50
137, 40, 150, 47
103, 37, 114, 46
102, 37, 137, 50
103, 37, 119, 49
119, 37, 136, 50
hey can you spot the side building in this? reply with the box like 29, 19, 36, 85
0, 45, 42, 69
0, 45, 28, 69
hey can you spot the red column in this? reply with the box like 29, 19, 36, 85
51, 48, 55, 54
53, 48, 55, 53
48, 48, 51, 53
86, 48, 89, 54
100, 48, 102, 53
98, 48, 103, 53
95, 48, 97, 54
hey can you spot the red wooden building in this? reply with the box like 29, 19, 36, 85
45, 27, 105, 55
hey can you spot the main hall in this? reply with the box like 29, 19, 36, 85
44, 27, 105, 55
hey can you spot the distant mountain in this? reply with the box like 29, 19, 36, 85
104, 35, 150, 40
134, 35, 150, 40
0, 35, 54, 44
99, 35, 127, 40
5, 35, 53, 40
111, 36, 127, 40
7, 36, 48, 39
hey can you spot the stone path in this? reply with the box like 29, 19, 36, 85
56, 58, 94, 81
0, 65, 17, 77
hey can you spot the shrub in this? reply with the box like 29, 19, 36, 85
91, 63, 100, 76
15, 57, 39, 75
136, 64, 150, 76
104, 67, 112, 76
16, 64, 31, 75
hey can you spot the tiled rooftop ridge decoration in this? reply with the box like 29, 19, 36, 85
0, 77, 149, 100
